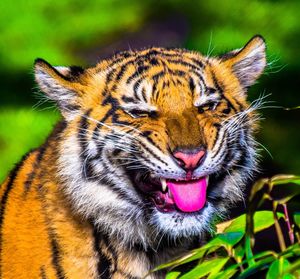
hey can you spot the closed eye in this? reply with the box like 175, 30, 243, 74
125, 109, 158, 119
197, 102, 218, 114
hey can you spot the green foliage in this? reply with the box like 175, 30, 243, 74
0, 108, 59, 181
2, 0, 300, 70
0, 0, 149, 70
149, 175, 300, 278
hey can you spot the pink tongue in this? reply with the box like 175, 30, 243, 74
167, 177, 207, 212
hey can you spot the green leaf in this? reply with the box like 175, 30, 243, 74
267, 258, 290, 279
149, 245, 219, 272
207, 257, 230, 278
237, 256, 275, 279
234, 245, 245, 262
293, 212, 300, 228
280, 243, 300, 258
271, 175, 300, 186
283, 258, 300, 276
224, 211, 284, 234
209, 268, 237, 279
282, 274, 297, 279
149, 250, 201, 272
153, 232, 243, 272
207, 232, 244, 249
179, 257, 229, 279
254, 211, 284, 233
245, 235, 255, 266
166, 271, 181, 279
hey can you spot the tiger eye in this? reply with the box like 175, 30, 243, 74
127, 109, 158, 119
197, 102, 217, 113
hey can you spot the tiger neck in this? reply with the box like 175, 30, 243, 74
91, 228, 199, 279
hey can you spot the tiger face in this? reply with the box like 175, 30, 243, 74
35, 36, 266, 248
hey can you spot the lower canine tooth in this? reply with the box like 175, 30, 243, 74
206, 176, 209, 185
160, 178, 167, 192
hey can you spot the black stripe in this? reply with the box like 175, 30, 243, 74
24, 144, 47, 195
101, 95, 119, 122
0, 151, 32, 274
231, 145, 251, 173
93, 229, 112, 279
224, 97, 237, 113
40, 266, 47, 279
35, 175, 66, 279
138, 49, 184, 61
138, 139, 168, 166
211, 123, 221, 150
115, 60, 135, 82
141, 87, 147, 102
126, 65, 150, 84
105, 67, 117, 84
92, 229, 141, 279
151, 71, 165, 84
221, 146, 239, 171
222, 107, 231, 114
49, 231, 66, 279
121, 96, 136, 103
133, 80, 142, 101
78, 109, 99, 180
131, 76, 145, 98
171, 69, 186, 77
211, 71, 224, 94
168, 59, 204, 72
99, 159, 144, 207
190, 58, 205, 68
100, 232, 118, 276
139, 141, 168, 166
78, 109, 92, 159
211, 127, 227, 160
91, 96, 120, 157
141, 131, 161, 150
149, 57, 159, 65
65, 104, 80, 111
189, 77, 196, 94
68, 66, 84, 80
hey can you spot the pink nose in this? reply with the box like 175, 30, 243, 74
173, 149, 206, 170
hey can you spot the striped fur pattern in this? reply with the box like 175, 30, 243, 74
0, 36, 266, 278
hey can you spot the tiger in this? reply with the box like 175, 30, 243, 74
0, 35, 266, 278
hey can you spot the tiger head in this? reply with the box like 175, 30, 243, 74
34, 36, 266, 248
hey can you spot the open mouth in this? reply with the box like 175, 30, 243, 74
134, 173, 209, 213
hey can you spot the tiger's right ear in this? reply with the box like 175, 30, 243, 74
34, 58, 84, 119
220, 35, 266, 89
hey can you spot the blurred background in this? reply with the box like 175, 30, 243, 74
0, 0, 299, 183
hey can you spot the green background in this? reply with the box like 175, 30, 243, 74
1, 0, 300, 182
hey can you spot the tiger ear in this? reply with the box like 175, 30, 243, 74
34, 58, 84, 120
220, 35, 266, 89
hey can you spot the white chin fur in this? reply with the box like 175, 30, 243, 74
150, 203, 217, 241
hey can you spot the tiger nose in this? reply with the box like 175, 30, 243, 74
173, 148, 206, 170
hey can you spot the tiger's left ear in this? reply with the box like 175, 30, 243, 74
34, 58, 85, 120
220, 35, 266, 89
